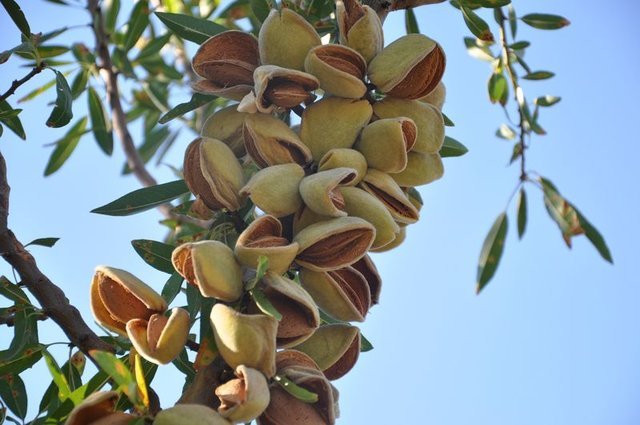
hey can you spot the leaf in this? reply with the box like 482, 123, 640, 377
0, 374, 27, 419
45, 70, 73, 128
521, 13, 570, 30
516, 188, 527, 238
155, 12, 227, 44
0, 100, 25, 140
91, 179, 190, 216
515, 87, 545, 135
360, 334, 374, 352
0, 277, 29, 304
274, 375, 318, 403
509, 40, 529, 50
250, 288, 282, 321
0, 344, 43, 376
463, 36, 494, 62
523, 70, 555, 80
44, 117, 88, 176
442, 112, 455, 127
158, 93, 216, 124
496, 123, 516, 140
475, 0, 510, 7
87, 87, 114, 156
439, 136, 468, 157
89, 351, 139, 407
42, 350, 71, 401
104, 0, 121, 34
0, 41, 34, 64
245, 256, 269, 291
488, 72, 508, 105
133, 354, 150, 409
535, 95, 561, 107
476, 212, 508, 293
70, 69, 89, 100
17, 77, 57, 103
0, 0, 31, 37
25, 237, 60, 248
250, 0, 272, 23
161, 273, 183, 304
405, 8, 420, 34
135, 33, 171, 62
507, 4, 517, 38
459, 1, 494, 42
575, 207, 613, 263
131, 239, 176, 274
124, 0, 150, 51
122, 127, 173, 174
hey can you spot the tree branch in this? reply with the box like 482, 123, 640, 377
362, 0, 445, 23
0, 64, 46, 103
0, 151, 113, 354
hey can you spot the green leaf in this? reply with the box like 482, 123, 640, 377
161, 273, 183, 304
44, 117, 88, 176
442, 112, 455, 127
135, 33, 171, 62
523, 70, 555, 80
475, 0, 510, 7
131, 239, 176, 274
0, 344, 42, 376
104, 0, 121, 34
172, 349, 196, 381
0, 0, 31, 37
507, 4, 517, 38
122, 127, 173, 174
250, 0, 272, 23
274, 375, 318, 403
42, 350, 71, 401
91, 179, 189, 216
124, 0, 150, 51
16, 45, 69, 60
405, 8, 420, 34
439, 136, 468, 157
87, 87, 113, 156
250, 288, 282, 321
496, 123, 516, 140
0, 41, 34, 64
185, 282, 201, 320
360, 333, 374, 352
509, 40, 529, 50
515, 87, 545, 135
39, 27, 69, 43
516, 188, 527, 238
488, 72, 508, 105
70, 69, 89, 100
45, 69, 73, 128
0, 277, 29, 304
25, 237, 60, 248
476, 212, 508, 293
0, 374, 27, 419
575, 207, 613, 263
245, 256, 269, 291
158, 93, 216, 124
0, 100, 25, 140
521, 13, 570, 30
155, 12, 227, 44
112, 48, 136, 78
463, 36, 494, 62
534, 95, 561, 107
459, 1, 494, 42
89, 351, 139, 407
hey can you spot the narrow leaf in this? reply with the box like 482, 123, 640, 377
0, 0, 31, 37
0, 374, 27, 419
507, 4, 517, 38
87, 87, 113, 155
25, 237, 60, 248
405, 8, 420, 34
523, 70, 555, 80
91, 179, 189, 216
516, 188, 527, 238
161, 273, 183, 304
496, 123, 516, 140
477, 212, 508, 293
534, 95, 561, 107
274, 375, 318, 403
0, 277, 29, 304
475, 0, 510, 7
0, 344, 43, 376
459, 1, 494, 42
45, 70, 73, 128
89, 351, 139, 406
439, 136, 468, 157
521, 13, 570, 30
245, 256, 269, 291
44, 117, 88, 176
42, 350, 72, 401
155, 12, 227, 44
131, 239, 176, 274
135, 33, 171, 61
360, 334, 374, 352
70, 69, 89, 99
574, 207, 613, 263
104, 0, 121, 33
509, 40, 529, 50
250, 0, 272, 23
124, 0, 150, 51
250, 288, 282, 321
158, 93, 216, 124
133, 354, 150, 409
17, 77, 57, 103
488, 72, 508, 105
463, 36, 494, 62
442, 112, 455, 127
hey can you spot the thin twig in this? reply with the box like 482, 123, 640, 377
497, 8, 528, 182
0, 151, 113, 354
87, 0, 172, 219
0, 64, 46, 103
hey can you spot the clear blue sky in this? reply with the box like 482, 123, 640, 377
1, 1, 639, 424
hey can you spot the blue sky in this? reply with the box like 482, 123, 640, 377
1, 1, 639, 424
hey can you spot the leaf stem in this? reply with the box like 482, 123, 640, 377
0, 64, 46, 103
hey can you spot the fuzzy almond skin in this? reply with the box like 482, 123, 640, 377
216, 366, 270, 423
355, 118, 416, 173
359, 168, 420, 224
299, 167, 357, 218
155, 404, 232, 425
259, 8, 321, 71
304, 44, 367, 99
318, 149, 368, 186
300, 97, 372, 162
126, 308, 190, 365
201, 105, 248, 157
240, 163, 305, 217
389, 151, 444, 187
336, 0, 383, 63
